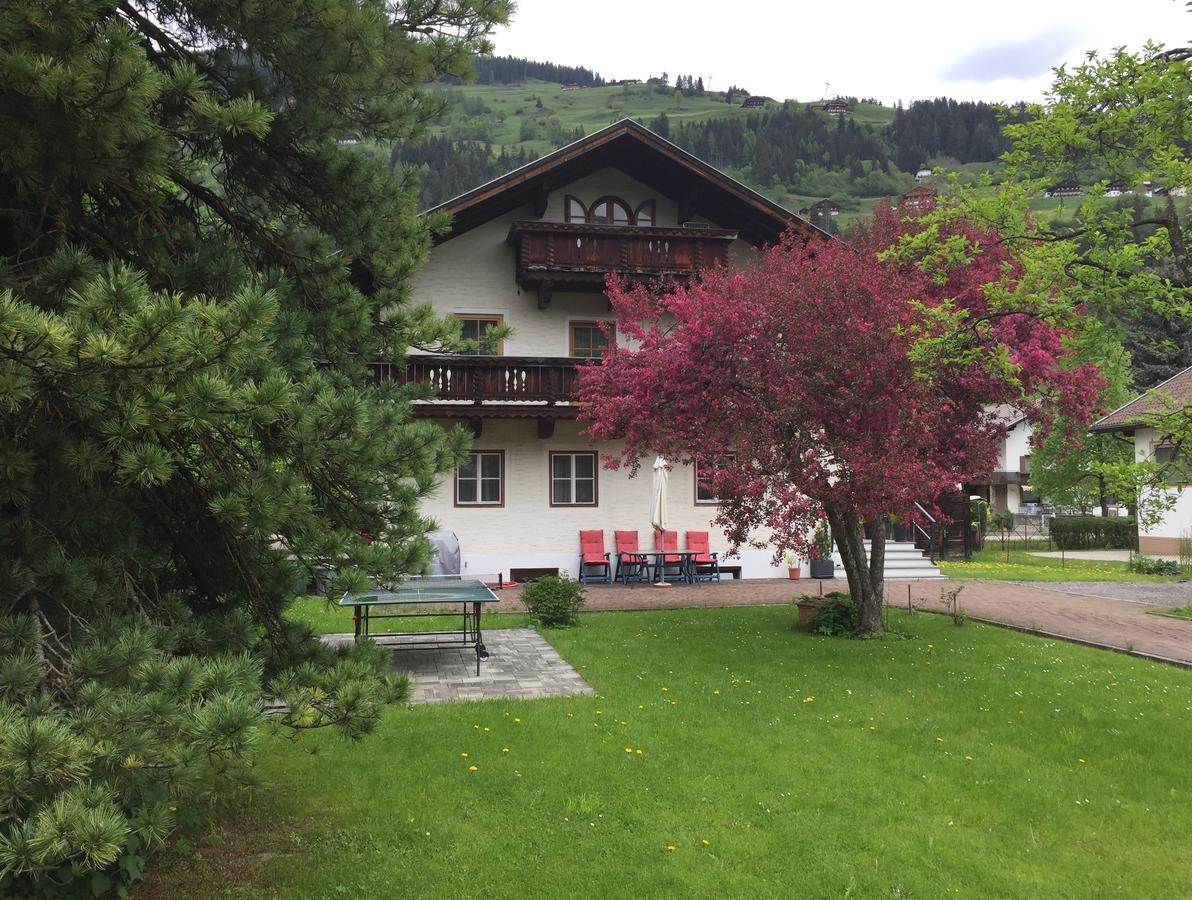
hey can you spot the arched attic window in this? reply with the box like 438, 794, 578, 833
590, 196, 633, 225
634, 200, 656, 226
564, 195, 588, 223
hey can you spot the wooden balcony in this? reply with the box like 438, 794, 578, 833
374, 355, 587, 405
507, 220, 737, 306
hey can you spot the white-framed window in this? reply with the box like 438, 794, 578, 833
456, 451, 503, 506
551, 451, 598, 506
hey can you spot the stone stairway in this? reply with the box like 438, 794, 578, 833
832, 540, 946, 580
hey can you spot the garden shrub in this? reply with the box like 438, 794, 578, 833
809, 592, 857, 636
1128, 555, 1181, 576
522, 576, 586, 627
1050, 516, 1136, 549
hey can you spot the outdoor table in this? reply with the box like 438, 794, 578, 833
339, 576, 501, 675
632, 550, 700, 585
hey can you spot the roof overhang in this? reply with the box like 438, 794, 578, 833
425, 118, 826, 248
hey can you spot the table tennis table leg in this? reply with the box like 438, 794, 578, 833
473, 600, 488, 676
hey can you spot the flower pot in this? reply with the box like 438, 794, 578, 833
796, 598, 826, 628
787, 567, 801, 580
809, 559, 835, 579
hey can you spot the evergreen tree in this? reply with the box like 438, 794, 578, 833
0, 0, 507, 891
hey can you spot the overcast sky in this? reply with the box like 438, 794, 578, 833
491, 0, 1190, 104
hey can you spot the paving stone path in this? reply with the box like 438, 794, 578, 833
324, 629, 595, 704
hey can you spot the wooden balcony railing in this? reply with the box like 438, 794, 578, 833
373, 355, 587, 404
507, 220, 737, 298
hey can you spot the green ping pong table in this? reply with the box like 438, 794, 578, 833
339, 576, 502, 675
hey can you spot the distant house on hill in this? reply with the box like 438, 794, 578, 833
1104, 180, 1130, 197
1169, 185, 1187, 197
741, 95, 767, 109
915, 168, 933, 183
337, 132, 362, 146
1043, 181, 1082, 198
899, 185, 937, 213
809, 199, 840, 217
822, 98, 850, 117
561, 82, 583, 91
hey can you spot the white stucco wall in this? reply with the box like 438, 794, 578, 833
420, 419, 788, 580
999, 420, 1031, 472
1135, 427, 1191, 547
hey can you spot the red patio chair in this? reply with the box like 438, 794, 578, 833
653, 529, 687, 582
685, 531, 721, 582
614, 530, 649, 584
578, 530, 611, 584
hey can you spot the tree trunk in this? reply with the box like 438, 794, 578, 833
825, 505, 886, 636
1098, 473, 1109, 518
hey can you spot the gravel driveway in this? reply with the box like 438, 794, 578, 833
1020, 581, 1192, 608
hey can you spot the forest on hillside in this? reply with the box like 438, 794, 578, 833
392, 94, 1014, 211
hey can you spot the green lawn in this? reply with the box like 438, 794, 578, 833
940, 543, 1177, 582
148, 606, 1192, 899
1155, 605, 1192, 620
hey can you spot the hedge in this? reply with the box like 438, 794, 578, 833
1049, 515, 1137, 550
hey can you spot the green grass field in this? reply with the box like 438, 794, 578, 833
431, 81, 896, 153
940, 542, 1178, 582
146, 606, 1192, 899
1155, 605, 1192, 620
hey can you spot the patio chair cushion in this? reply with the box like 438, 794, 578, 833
579, 530, 609, 565
654, 529, 681, 563
614, 530, 646, 561
685, 531, 718, 564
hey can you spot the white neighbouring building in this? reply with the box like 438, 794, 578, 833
392, 119, 833, 581
966, 406, 1035, 515
1091, 365, 1192, 556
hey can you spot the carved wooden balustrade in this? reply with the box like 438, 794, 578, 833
373, 355, 587, 404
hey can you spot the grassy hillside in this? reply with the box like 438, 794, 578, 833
430, 80, 895, 155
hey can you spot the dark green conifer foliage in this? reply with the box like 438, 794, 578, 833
0, 0, 508, 890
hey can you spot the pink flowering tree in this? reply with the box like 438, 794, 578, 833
577, 204, 1101, 634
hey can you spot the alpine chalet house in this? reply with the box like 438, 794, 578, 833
391, 119, 830, 582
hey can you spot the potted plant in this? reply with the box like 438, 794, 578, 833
808, 521, 835, 579
783, 551, 800, 580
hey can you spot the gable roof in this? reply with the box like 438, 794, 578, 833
1090, 365, 1192, 433
426, 118, 825, 246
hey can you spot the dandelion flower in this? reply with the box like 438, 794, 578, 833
702, 839, 711, 846
502, 747, 510, 753
661, 687, 669, 693
483, 726, 490, 732
468, 765, 478, 772
460, 752, 469, 758
869, 725, 876, 731
713, 690, 720, 695
514, 717, 522, 723
636, 749, 643, 755
666, 844, 677, 852
1078, 758, 1086, 764
803, 696, 815, 703
964, 755, 974, 761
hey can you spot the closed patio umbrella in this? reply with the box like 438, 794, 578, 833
651, 456, 669, 533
